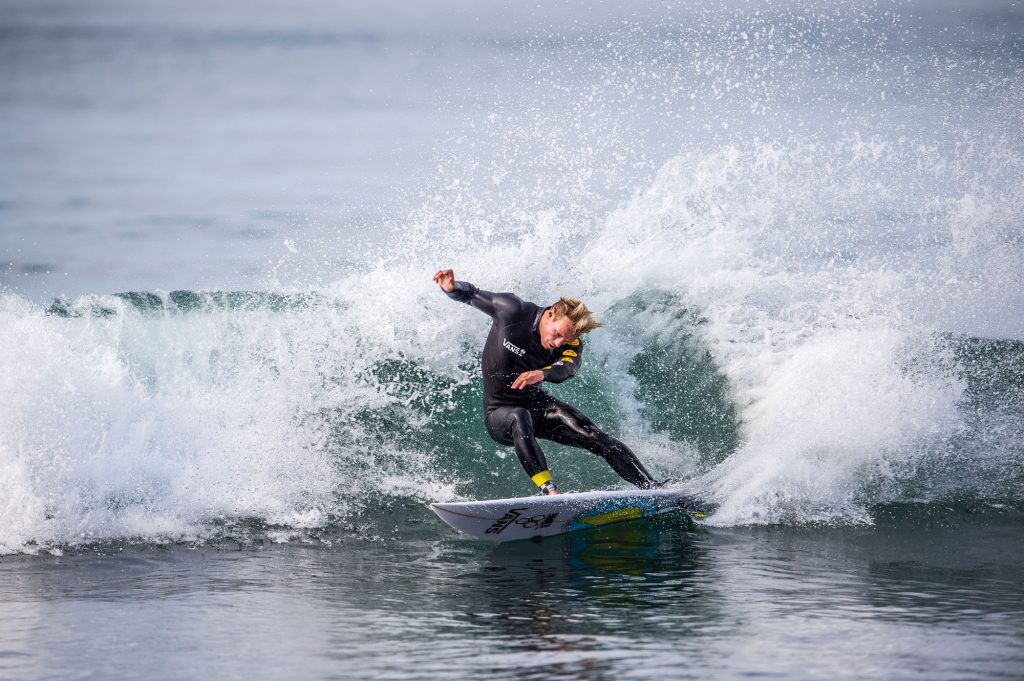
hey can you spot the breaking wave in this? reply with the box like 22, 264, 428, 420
3, 3, 1023, 553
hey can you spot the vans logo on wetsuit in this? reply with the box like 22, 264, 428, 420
502, 338, 526, 356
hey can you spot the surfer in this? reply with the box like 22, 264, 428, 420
433, 268, 657, 495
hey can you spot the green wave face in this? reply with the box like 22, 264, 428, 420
604, 289, 741, 470
45, 290, 324, 318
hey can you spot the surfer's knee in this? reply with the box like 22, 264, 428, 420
597, 431, 627, 451
575, 420, 616, 450
485, 407, 534, 445
591, 432, 638, 466
508, 408, 534, 437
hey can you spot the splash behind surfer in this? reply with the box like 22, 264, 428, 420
433, 268, 657, 495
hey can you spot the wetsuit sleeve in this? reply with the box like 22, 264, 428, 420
542, 337, 582, 384
445, 280, 524, 319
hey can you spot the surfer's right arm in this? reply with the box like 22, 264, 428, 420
433, 269, 521, 319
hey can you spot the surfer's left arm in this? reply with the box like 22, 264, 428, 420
541, 338, 582, 384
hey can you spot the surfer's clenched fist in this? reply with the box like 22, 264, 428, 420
432, 269, 456, 293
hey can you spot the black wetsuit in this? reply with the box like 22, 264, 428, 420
446, 281, 655, 490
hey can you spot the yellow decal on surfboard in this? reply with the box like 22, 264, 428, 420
577, 506, 644, 527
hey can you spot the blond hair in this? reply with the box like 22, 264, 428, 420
550, 297, 605, 336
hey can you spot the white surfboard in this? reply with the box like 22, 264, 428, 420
429, 488, 712, 542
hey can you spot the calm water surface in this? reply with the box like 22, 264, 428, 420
2, 512, 1021, 680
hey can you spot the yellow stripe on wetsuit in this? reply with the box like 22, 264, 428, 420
531, 470, 552, 487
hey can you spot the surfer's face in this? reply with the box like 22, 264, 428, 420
540, 311, 577, 350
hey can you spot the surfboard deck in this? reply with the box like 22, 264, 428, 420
429, 488, 712, 542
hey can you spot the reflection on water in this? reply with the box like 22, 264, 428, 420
478, 517, 714, 619
449, 518, 718, 680
567, 519, 665, 575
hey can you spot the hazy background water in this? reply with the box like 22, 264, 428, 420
6, 0, 1020, 304
2, 0, 516, 295
2, 0, 756, 297
2, 0, 1023, 678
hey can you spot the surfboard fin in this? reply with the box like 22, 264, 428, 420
674, 494, 717, 518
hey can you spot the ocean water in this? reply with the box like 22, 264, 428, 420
1, 1, 1023, 678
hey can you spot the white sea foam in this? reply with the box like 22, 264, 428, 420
0, 292, 458, 553
576, 137, 1018, 523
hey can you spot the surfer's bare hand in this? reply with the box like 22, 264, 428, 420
511, 370, 544, 390
432, 269, 456, 293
